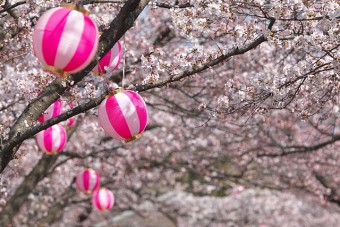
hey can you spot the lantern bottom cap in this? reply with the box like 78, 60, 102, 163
61, 3, 90, 15
84, 190, 93, 195
96, 207, 112, 212
44, 65, 69, 78
125, 134, 142, 143
46, 151, 58, 155
91, 72, 104, 76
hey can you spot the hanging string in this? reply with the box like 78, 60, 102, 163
122, 35, 126, 88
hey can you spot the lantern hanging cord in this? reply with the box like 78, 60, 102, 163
122, 35, 126, 88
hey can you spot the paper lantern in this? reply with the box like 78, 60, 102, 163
36, 124, 67, 154
38, 99, 62, 122
66, 101, 76, 127
92, 41, 123, 74
98, 90, 148, 142
92, 188, 114, 211
33, 6, 99, 75
76, 169, 100, 194
66, 117, 76, 127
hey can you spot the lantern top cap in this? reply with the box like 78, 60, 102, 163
125, 133, 142, 143
61, 3, 90, 15
106, 87, 124, 97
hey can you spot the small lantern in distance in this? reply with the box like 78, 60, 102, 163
38, 98, 62, 123
36, 124, 67, 155
92, 188, 115, 211
66, 117, 76, 128
76, 169, 100, 194
92, 41, 123, 75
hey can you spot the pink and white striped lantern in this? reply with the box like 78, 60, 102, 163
92, 41, 123, 75
66, 117, 76, 127
33, 6, 99, 76
76, 169, 100, 194
98, 90, 148, 142
92, 188, 115, 211
38, 99, 62, 123
36, 124, 67, 155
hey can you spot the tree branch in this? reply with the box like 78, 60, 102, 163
0, 26, 272, 174
155, 2, 193, 9
258, 134, 340, 157
135, 34, 268, 92
0, 1, 26, 15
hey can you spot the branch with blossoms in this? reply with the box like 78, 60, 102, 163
155, 2, 193, 9
0, 29, 273, 171
0, 0, 23, 18
313, 172, 340, 207
0, 5, 276, 172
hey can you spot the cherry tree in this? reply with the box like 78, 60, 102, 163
0, 0, 339, 225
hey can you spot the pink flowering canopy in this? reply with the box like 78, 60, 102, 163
0, 0, 339, 226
